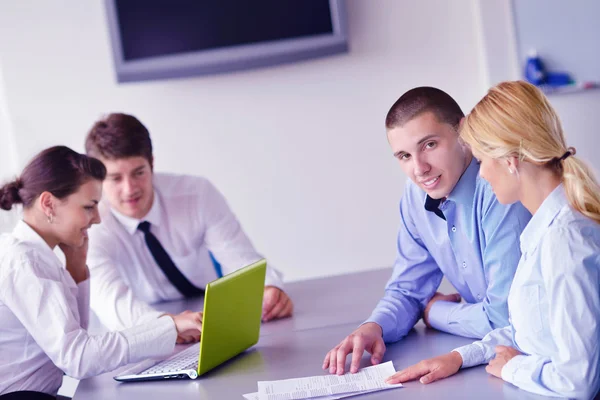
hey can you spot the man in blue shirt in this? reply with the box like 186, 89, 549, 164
322, 87, 531, 375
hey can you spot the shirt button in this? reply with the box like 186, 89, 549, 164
477, 294, 482, 300
451, 226, 457, 232
462, 262, 466, 268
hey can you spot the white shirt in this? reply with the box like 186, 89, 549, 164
0, 221, 177, 396
455, 185, 600, 399
88, 173, 283, 330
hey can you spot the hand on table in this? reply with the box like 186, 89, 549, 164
486, 346, 522, 379
385, 351, 463, 385
322, 322, 386, 375
170, 310, 203, 344
262, 286, 293, 322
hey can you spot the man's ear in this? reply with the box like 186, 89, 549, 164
39, 191, 55, 217
458, 117, 465, 130
150, 156, 154, 172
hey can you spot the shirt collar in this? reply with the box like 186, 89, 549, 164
519, 184, 567, 254
12, 219, 54, 254
110, 190, 162, 235
423, 156, 479, 211
446, 156, 479, 208
424, 196, 446, 220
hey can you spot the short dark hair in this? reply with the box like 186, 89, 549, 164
385, 87, 464, 130
85, 113, 153, 166
0, 146, 106, 210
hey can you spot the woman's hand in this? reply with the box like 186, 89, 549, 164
386, 351, 463, 385
486, 346, 522, 379
59, 238, 89, 284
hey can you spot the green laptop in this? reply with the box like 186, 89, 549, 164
114, 259, 267, 381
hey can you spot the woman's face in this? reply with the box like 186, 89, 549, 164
474, 149, 520, 205
51, 179, 102, 247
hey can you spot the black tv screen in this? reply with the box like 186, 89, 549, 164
105, 0, 348, 82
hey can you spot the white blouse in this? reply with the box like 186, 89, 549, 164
0, 220, 177, 396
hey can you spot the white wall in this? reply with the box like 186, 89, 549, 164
0, 60, 21, 233
0, 0, 487, 281
478, 0, 600, 174
0, 62, 18, 182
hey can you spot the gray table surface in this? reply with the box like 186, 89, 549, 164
75, 267, 548, 399
75, 322, 546, 399
89, 267, 394, 336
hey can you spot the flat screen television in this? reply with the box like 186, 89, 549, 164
104, 0, 348, 83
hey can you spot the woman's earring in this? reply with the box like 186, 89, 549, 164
508, 168, 515, 175
47, 214, 54, 224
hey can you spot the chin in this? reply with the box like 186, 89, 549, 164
117, 206, 137, 218
425, 186, 449, 200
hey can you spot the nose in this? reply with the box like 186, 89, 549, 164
122, 177, 136, 196
413, 154, 431, 177
91, 208, 101, 225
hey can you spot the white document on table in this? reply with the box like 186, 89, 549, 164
249, 361, 402, 400
243, 389, 381, 400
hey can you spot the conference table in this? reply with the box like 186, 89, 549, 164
74, 267, 547, 399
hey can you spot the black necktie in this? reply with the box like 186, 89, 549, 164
137, 221, 204, 297
424, 195, 446, 220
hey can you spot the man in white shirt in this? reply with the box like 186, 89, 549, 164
84, 113, 293, 334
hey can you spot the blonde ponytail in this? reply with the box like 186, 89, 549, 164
562, 156, 600, 224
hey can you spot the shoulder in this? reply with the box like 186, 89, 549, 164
475, 176, 530, 224
0, 235, 45, 281
545, 207, 600, 250
541, 207, 600, 276
474, 176, 498, 212
401, 179, 425, 208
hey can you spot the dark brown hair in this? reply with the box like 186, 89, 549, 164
385, 87, 464, 130
0, 146, 106, 210
85, 113, 153, 166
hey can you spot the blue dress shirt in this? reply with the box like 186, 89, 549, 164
366, 158, 531, 341
455, 185, 600, 399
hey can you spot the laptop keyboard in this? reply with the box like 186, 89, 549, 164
142, 345, 199, 374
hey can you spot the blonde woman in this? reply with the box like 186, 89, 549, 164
385, 81, 600, 399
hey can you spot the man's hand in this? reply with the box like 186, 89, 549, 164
423, 292, 461, 328
262, 286, 293, 322
486, 346, 522, 379
59, 238, 90, 284
171, 310, 203, 344
385, 351, 463, 385
322, 322, 386, 375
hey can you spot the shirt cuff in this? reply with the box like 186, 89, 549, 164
364, 314, 393, 343
452, 343, 486, 369
501, 354, 526, 383
122, 315, 177, 363
427, 300, 455, 332
264, 266, 284, 291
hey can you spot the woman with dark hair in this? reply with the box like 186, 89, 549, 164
0, 146, 202, 399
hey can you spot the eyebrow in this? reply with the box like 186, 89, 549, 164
107, 165, 146, 178
393, 134, 440, 158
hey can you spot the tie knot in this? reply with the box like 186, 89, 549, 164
137, 221, 151, 233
